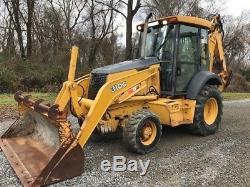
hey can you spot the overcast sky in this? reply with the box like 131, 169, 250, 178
226, 0, 250, 16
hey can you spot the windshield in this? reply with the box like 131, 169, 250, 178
143, 24, 175, 61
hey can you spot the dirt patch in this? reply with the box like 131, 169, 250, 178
0, 106, 18, 122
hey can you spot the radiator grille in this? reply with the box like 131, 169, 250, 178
88, 73, 107, 99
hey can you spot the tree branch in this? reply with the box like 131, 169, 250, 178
132, 0, 141, 16
70, 0, 87, 30
95, 0, 127, 19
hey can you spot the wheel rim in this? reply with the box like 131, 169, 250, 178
203, 98, 218, 125
140, 121, 157, 146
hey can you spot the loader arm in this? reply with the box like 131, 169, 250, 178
44, 47, 159, 148
46, 46, 90, 119
54, 46, 84, 112
76, 66, 159, 147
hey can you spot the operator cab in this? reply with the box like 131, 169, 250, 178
137, 16, 210, 96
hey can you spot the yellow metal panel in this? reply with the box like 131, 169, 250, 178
79, 98, 93, 109
107, 64, 161, 97
182, 99, 196, 123
147, 98, 196, 127
55, 81, 71, 111
69, 83, 84, 117
127, 95, 158, 102
147, 98, 172, 125
116, 82, 147, 103
174, 16, 212, 29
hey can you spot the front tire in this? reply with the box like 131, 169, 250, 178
188, 85, 223, 136
123, 110, 162, 154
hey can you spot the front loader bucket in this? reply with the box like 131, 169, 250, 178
0, 109, 84, 186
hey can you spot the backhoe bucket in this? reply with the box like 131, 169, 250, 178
0, 108, 84, 186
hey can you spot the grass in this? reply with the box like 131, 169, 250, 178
0, 92, 250, 107
222, 92, 250, 101
0, 92, 57, 107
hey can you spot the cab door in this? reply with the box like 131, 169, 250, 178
160, 25, 177, 95
175, 25, 200, 93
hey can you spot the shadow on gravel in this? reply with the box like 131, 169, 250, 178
88, 124, 191, 144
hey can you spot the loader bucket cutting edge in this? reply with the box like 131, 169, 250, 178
0, 108, 84, 187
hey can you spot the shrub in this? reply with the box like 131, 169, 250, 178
0, 53, 69, 93
226, 73, 250, 92
0, 67, 17, 93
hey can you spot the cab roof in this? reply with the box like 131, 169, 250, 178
139, 16, 213, 30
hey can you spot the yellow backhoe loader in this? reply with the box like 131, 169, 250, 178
0, 14, 232, 186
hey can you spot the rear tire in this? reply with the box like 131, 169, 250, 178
188, 85, 222, 136
123, 110, 162, 154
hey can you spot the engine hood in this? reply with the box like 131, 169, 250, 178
91, 57, 159, 74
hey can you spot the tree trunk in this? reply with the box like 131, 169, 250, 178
125, 0, 133, 60
88, 41, 98, 68
26, 0, 34, 58
6, 23, 15, 57
11, 0, 25, 58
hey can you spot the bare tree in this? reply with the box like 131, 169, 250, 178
0, 2, 15, 56
47, 0, 87, 45
96, 0, 142, 60
223, 12, 250, 72
145, 0, 206, 17
26, 0, 35, 57
86, 0, 116, 67
3, 0, 25, 58
3, 0, 35, 58
145, 0, 226, 18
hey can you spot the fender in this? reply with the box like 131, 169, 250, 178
186, 71, 222, 99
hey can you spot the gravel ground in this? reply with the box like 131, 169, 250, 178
1, 99, 250, 186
